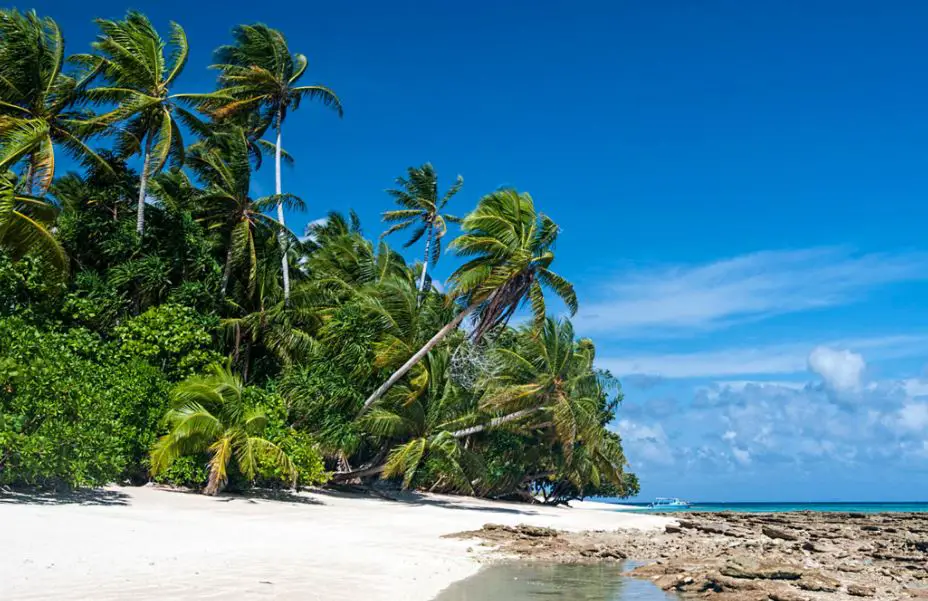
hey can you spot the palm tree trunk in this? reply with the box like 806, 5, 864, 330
358, 299, 480, 416
334, 409, 541, 483
136, 135, 153, 235
331, 463, 386, 482
220, 245, 234, 296
275, 118, 291, 304
417, 227, 432, 294
450, 408, 541, 439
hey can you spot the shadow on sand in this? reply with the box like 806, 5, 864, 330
210, 488, 325, 506
0, 488, 131, 506
315, 486, 545, 516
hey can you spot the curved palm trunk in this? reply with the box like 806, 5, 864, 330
450, 407, 541, 438
358, 299, 480, 416
331, 463, 386, 482
335, 409, 541, 481
136, 135, 153, 235
275, 119, 291, 304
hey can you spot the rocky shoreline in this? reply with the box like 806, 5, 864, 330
450, 511, 928, 600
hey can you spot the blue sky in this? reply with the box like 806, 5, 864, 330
44, 0, 928, 501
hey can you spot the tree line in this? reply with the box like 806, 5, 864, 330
0, 8, 638, 503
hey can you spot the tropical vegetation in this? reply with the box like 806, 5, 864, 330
0, 8, 638, 501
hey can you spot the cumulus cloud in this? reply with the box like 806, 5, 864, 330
902, 379, 928, 398
808, 347, 865, 391
731, 447, 752, 466
613, 419, 675, 466
617, 369, 928, 497
897, 403, 928, 432
575, 248, 928, 338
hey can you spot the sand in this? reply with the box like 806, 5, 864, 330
0, 486, 670, 601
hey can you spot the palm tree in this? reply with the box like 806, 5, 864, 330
150, 362, 296, 495
358, 188, 577, 414
0, 171, 67, 275
0, 9, 111, 194
363, 347, 479, 491
459, 318, 600, 454
209, 23, 343, 303
352, 318, 610, 493
89, 11, 210, 234
381, 163, 462, 297
187, 129, 303, 296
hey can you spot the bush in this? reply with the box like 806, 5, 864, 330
112, 303, 223, 380
0, 317, 170, 488
151, 454, 210, 488
261, 429, 328, 488
251, 386, 329, 488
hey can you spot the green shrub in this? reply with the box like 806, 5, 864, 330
151, 454, 210, 488
260, 429, 328, 488
112, 303, 223, 379
249, 386, 329, 488
0, 317, 170, 488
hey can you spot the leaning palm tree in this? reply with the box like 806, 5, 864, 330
187, 129, 303, 296
358, 188, 577, 415
89, 11, 211, 234
0, 171, 67, 276
208, 23, 343, 303
456, 318, 601, 455
150, 362, 297, 495
381, 163, 462, 296
0, 9, 111, 194
354, 318, 607, 491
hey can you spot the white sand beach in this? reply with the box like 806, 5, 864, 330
0, 486, 670, 601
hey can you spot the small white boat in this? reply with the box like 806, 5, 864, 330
649, 497, 691, 508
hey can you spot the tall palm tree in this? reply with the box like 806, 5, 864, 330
0, 171, 67, 275
381, 163, 462, 297
150, 362, 297, 495
209, 23, 343, 303
89, 11, 210, 234
0, 9, 111, 194
187, 129, 303, 296
358, 188, 577, 414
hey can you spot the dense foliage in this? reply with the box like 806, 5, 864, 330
0, 8, 637, 501
0, 315, 169, 487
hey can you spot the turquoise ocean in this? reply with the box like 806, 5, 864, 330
599, 501, 928, 513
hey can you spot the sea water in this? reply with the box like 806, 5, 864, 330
431, 562, 676, 601
600, 501, 928, 513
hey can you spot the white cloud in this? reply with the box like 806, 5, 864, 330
731, 447, 752, 466
600, 344, 808, 379
300, 217, 329, 243
598, 334, 927, 379
722, 430, 737, 441
613, 419, 675, 466
808, 346, 865, 391
576, 248, 928, 338
902, 379, 928, 398
898, 403, 928, 432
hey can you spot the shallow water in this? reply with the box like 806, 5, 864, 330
431, 562, 677, 601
